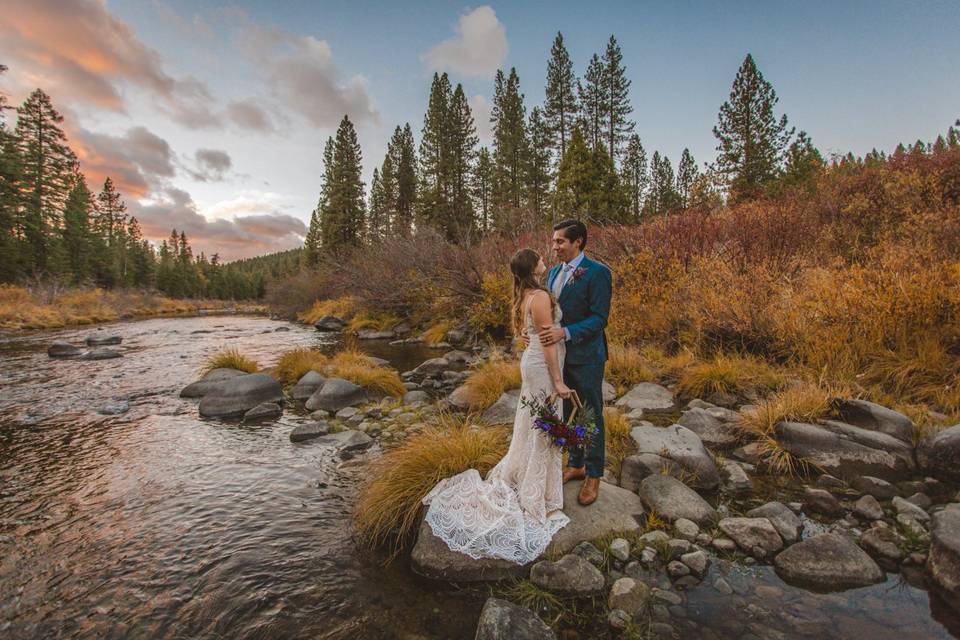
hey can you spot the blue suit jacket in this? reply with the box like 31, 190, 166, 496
547, 254, 612, 366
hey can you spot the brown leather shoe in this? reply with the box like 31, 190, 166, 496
578, 477, 600, 506
562, 466, 586, 484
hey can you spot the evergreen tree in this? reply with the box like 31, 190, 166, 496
713, 54, 794, 202
95, 177, 126, 248
676, 148, 699, 208
311, 136, 335, 261
621, 134, 648, 221
303, 208, 322, 267
544, 32, 577, 163
0, 69, 21, 282
472, 147, 494, 233
578, 54, 607, 152
553, 127, 626, 222
323, 115, 365, 248
126, 216, 155, 287
527, 106, 552, 223
646, 151, 680, 215
394, 123, 417, 236
366, 167, 388, 241
15, 89, 78, 273
379, 135, 398, 234
490, 68, 530, 232
61, 174, 93, 283
602, 35, 634, 164
447, 84, 478, 241
418, 73, 453, 232
779, 131, 824, 193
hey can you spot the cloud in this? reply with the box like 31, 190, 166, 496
0, 0, 218, 128
423, 6, 508, 78
470, 94, 493, 145
230, 11, 378, 128
188, 148, 232, 182
72, 125, 176, 198
227, 99, 275, 132
130, 188, 306, 261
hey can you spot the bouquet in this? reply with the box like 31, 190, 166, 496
520, 390, 598, 453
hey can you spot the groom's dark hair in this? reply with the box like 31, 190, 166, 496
554, 219, 587, 249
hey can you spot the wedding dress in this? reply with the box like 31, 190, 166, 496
421, 300, 569, 564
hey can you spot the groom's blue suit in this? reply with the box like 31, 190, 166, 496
547, 253, 612, 478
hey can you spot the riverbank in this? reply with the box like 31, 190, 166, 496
0, 284, 266, 332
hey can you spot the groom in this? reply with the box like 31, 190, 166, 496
539, 219, 612, 506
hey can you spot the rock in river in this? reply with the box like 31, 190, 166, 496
774, 532, 884, 591
314, 429, 373, 452
475, 598, 556, 640
289, 421, 330, 443
638, 475, 717, 527
411, 518, 530, 582
718, 517, 783, 558
313, 315, 345, 332
305, 378, 368, 413
85, 334, 122, 346
927, 504, 960, 609
242, 402, 282, 423
48, 341, 83, 358
198, 373, 283, 419
80, 348, 123, 360
745, 501, 803, 545
180, 368, 246, 398
291, 370, 326, 402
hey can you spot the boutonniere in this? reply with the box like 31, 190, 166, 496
569, 266, 588, 284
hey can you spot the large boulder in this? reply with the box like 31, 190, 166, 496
180, 368, 246, 398
305, 378, 369, 413
314, 315, 345, 332
616, 382, 677, 416
448, 384, 473, 410
773, 420, 915, 481
833, 399, 914, 444
48, 341, 83, 358
291, 370, 326, 402
678, 408, 740, 449
85, 334, 122, 346
917, 425, 960, 482
774, 532, 884, 591
927, 504, 960, 609
620, 453, 683, 492
638, 475, 717, 527
530, 554, 605, 596
481, 390, 521, 425
718, 517, 783, 558
198, 373, 283, 418
411, 519, 529, 582
475, 598, 556, 640
746, 501, 803, 544
630, 424, 720, 489
545, 481, 645, 555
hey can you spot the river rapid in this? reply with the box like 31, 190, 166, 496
0, 315, 957, 639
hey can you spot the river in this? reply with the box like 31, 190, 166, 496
0, 315, 957, 639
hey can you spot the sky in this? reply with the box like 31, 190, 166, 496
1, 0, 958, 260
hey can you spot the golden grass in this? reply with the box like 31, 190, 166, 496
606, 343, 659, 393
423, 319, 453, 346
737, 383, 834, 439
327, 349, 405, 397
676, 352, 789, 399
461, 357, 523, 411
354, 413, 508, 558
298, 296, 357, 325
603, 407, 635, 479
346, 311, 402, 333
643, 508, 670, 533
201, 347, 259, 375
272, 347, 329, 385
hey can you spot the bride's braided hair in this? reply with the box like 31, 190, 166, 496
510, 248, 555, 337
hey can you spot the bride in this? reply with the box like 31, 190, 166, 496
421, 248, 572, 564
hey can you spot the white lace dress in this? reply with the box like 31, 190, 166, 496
421, 302, 569, 564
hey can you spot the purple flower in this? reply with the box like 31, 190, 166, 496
556, 437, 566, 446
575, 426, 586, 438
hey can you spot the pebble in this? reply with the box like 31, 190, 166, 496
667, 561, 690, 578
652, 588, 683, 606
713, 577, 733, 595
609, 538, 631, 562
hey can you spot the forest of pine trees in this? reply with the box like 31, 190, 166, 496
0, 68, 298, 299
303, 40, 826, 257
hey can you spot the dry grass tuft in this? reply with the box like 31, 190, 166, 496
201, 347, 259, 375
423, 320, 453, 346
606, 343, 659, 393
298, 296, 357, 325
354, 413, 508, 558
462, 357, 522, 411
676, 352, 789, 399
737, 383, 834, 439
603, 407, 635, 479
327, 349, 405, 397
272, 347, 329, 386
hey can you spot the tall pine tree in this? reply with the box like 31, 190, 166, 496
646, 151, 680, 215
472, 147, 494, 233
621, 134, 648, 221
490, 68, 529, 232
0, 66, 21, 281
418, 73, 453, 232
61, 174, 93, 283
553, 127, 625, 223
323, 115, 365, 248
447, 84, 478, 241
602, 35, 634, 164
527, 106, 552, 223
544, 32, 577, 163
578, 54, 607, 152
676, 148, 698, 208
394, 124, 417, 236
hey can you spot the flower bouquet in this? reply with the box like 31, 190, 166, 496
520, 390, 598, 453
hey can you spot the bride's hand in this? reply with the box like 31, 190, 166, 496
553, 380, 573, 399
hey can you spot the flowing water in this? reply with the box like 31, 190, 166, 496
0, 315, 957, 639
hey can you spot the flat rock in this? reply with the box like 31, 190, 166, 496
402, 390, 431, 405
620, 453, 684, 492
85, 334, 122, 346
48, 341, 83, 358
475, 598, 556, 640
803, 487, 845, 518
546, 481, 644, 555
927, 504, 960, 609
530, 554, 605, 595
678, 408, 740, 448
718, 517, 783, 558
305, 378, 369, 413
630, 424, 719, 489
616, 382, 677, 415
774, 532, 884, 591
719, 460, 753, 495
608, 577, 650, 616
851, 475, 900, 500
97, 400, 130, 415
853, 495, 884, 521
313, 315, 345, 331
480, 389, 521, 425
917, 425, 960, 482
746, 501, 803, 545
314, 429, 373, 451
291, 370, 326, 402
180, 368, 246, 398
892, 496, 930, 523
289, 421, 330, 442
410, 518, 531, 582
198, 373, 283, 419
243, 401, 282, 423
860, 527, 902, 563
774, 420, 915, 481
638, 475, 717, 527
81, 348, 122, 360
834, 398, 914, 444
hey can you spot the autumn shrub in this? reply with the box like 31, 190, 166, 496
346, 311, 402, 333
606, 343, 658, 393
201, 347, 259, 375
467, 270, 513, 336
